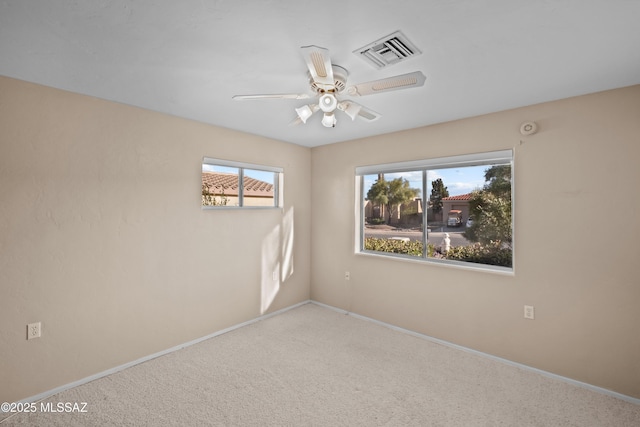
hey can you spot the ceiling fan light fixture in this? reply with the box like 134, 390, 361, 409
339, 102, 362, 121
321, 112, 336, 128
295, 104, 315, 123
319, 93, 338, 112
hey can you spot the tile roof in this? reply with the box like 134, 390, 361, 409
202, 172, 274, 198
442, 193, 472, 201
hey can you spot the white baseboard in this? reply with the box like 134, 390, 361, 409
17, 298, 639, 408
310, 300, 640, 406
18, 300, 311, 406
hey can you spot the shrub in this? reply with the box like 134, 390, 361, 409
444, 241, 512, 267
364, 238, 437, 257
367, 217, 386, 225
364, 237, 423, 256
364, 238, 511, 268
202, 183, 228, 206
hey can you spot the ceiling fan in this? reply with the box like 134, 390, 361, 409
232, 45, 426, 128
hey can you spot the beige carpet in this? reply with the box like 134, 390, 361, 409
2, 303, 639, 426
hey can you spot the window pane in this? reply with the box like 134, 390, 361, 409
426, 163, 512, 268
202, 165, 239, 207
243, 169, 276, 207
363, 171, 423, 258
358, 151, 513, 271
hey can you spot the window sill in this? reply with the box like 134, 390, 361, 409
202, 206, 283, 211
356, 250, 515, 276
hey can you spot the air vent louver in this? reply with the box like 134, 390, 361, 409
354, 31, 421, 69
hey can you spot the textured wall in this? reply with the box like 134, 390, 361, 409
310, 85, 640, 399
3, 75, 639, 403
0, 76, 311, 403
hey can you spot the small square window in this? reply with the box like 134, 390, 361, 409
202, 158, 282, 209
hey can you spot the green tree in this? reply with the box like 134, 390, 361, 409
367, 177, 419, 225
463, 165, 512, 245
484, 164, 511, 198
430, 178, 449, 214
366, 177, 389, 220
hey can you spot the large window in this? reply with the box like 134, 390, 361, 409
357, 150, 513, 272
202, 158, 282, 208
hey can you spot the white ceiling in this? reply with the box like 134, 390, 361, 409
1, 0, 639, 148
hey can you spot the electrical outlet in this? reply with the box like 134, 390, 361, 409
272, 271, 278, 281
344, 271, 350, 281
27, 322, 41, 340
524, 305, 535, 320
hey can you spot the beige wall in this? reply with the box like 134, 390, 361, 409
311, 85, 640, 399
0, 76, 311, 403
2, 75, 639, 403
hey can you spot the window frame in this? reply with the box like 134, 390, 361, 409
202, 157, 283, 209
356, 150, 514, 274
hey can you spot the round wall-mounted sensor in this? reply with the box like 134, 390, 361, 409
520, 121, 538, 136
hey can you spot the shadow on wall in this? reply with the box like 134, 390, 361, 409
260, 207, 295, 313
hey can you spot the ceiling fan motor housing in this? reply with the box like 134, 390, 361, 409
310, 65, 348, 94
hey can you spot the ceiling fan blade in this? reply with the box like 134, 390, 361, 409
337, 101, 361, 120
300, 45, 335, 90
347, 71, 426, 97
233, 93, 310, 100
355, 105, 381, 122
338, 101, 381, 121
289, 117, 304, 126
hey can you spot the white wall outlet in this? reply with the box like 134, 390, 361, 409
27, 322, 41, 340
524, 305, 535, 320
344, 271, 350, 281
272, 271, 278, 281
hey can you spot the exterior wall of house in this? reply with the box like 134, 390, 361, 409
237, 196, 275, 207
399, 199, 423, 227
202, 194, 240, 206
364, 199, 422, 226
201, 195, 275, 207
441, 200, 470, 224
310, 85, 640, 399
0, 76, 312, 403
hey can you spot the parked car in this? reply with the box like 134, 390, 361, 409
447, 210, 463, 227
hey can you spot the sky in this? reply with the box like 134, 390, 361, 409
203, 163, 491, 199
363, 164, 490, 199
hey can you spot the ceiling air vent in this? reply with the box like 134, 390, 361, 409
354, 31, 421, 69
